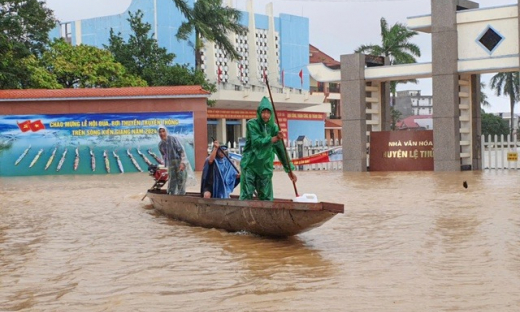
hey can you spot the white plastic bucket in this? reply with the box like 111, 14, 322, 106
292, 193, 319, 203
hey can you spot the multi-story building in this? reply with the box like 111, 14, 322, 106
307, 45, 342, 143
55, 0, 330, 145
394, 90, 433, 118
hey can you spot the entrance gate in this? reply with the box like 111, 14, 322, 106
342, 0, 520, 171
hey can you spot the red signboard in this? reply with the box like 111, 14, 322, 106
369, 130, 434, 171
208, 109, 293, 136
207, 109, 256, 120
286, 112, 325, 120
207, 109, 325, 138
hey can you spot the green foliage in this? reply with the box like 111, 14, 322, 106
176, 0, 247, 67
155, 64, 216, 90
0, 0, 57, 89
489, 72, 519, 135
40, 39, 146, 88
21, 55, 62, 89
355, 17, 421, 103
106, 10, 175, 86
390, 106, 402, 131
480, 81, 490, 107
171, 0, 191, 19
106, 10, 215, 105
155, 65, 217, 106
481, 111, 510, 137
355, 18, 421, 65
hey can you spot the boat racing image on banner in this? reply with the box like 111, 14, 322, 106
0, 112, 194, 177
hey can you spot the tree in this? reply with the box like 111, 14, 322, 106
154, 64, 215, 88
40, 39, 146, 88
480, 81, 490, 107
355, 17, 421, 105
106, 10, 176, 86
171, 0, 191, 20
106, 11, 216, 104
155, 64, 217, 106
20, 55, 62, 89
390, 107, 402, 130
0, 0, 57, 89
489, 72, 519, 136
481, 110, 509, 137
175, 0, 247, 68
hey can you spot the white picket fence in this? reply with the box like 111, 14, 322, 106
481, 134, 520, 170
209, 139, 343, 171
213, 135, 520, 171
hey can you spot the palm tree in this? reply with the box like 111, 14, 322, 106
355, 17, 421, 105
480, 81, 490, 107
490, 72, 519, 136
172, 0, 191, 18
175, 0, 247, 69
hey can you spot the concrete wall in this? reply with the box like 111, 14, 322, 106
0, 96, 208, 171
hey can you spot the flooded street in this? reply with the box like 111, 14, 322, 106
1, 170, 519, 311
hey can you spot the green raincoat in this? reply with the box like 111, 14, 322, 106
239, 97, 295, 200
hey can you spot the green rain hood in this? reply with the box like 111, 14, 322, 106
240, 96, 294, 175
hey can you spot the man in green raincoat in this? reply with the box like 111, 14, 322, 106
239, 96, 297, 201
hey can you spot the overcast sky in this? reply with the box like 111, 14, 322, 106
45, 0, 519, 114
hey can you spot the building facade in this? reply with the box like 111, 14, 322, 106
394, 90, 433, 118
56, 0, 330, 146
307, 45, 342, 143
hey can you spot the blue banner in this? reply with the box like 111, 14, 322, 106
0, 112, 194, 176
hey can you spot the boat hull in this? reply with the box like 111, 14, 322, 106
146, 191, 343, 237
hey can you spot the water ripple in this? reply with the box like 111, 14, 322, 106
0, 171, 519, 311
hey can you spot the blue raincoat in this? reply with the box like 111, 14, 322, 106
200, 155, 240, 198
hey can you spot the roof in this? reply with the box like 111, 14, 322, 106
325, 119, 342, 128
309, 44, 340, 68
308, 63, 341, 83
0, 86, 210, 101
396, 115, 432, 129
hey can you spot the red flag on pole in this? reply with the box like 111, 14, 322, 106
29, 120, 45, 132
281, 69, 285, 87
298, 69, 303, 86
263, 68, 267, 83
17, 120, 32, 132
217, 66, 222, 84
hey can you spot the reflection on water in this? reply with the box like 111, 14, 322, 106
1, 170, 520, 311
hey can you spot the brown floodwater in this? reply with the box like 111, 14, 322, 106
1, 170, 519, 311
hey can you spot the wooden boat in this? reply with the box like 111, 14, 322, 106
146, 190, 344, 237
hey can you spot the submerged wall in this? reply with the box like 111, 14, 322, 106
0, 86, 209, 176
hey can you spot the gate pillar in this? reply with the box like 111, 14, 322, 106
341, 54, 390, 171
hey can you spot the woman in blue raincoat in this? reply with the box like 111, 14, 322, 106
200, 141, 240, 198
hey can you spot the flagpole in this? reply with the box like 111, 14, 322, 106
264, 75, 299, 197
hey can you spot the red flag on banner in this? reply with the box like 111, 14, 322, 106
17, 120, 32, 132
281, 69, 285, 87
298, 69, 303, 86
217, 66, 222, 84
29, 120, 45, 132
